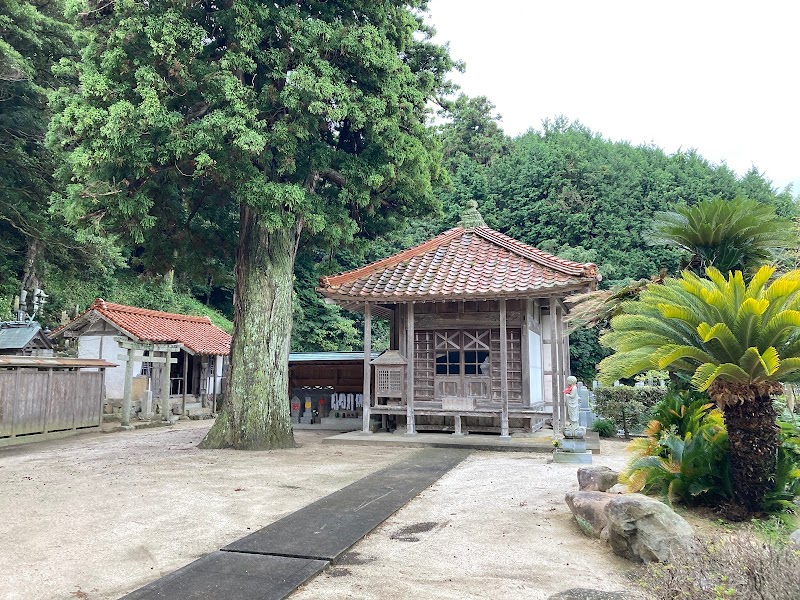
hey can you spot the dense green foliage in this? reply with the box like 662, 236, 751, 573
591, 417, 616, 438
650, 197, 797, 274
592, 385, 666, 437
599, 265, 800, 515
621, 390, 731, 506
1, 2, 797, 380
762, 414, 800, 518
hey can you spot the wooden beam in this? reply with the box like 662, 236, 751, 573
549, 297, 560, 433
554, 300, 568, 432
181, 351, 188, 415
521, 300, 531, 407
500, 298, 510, 438
405, 302, 416, 435
362, 302, 372, 434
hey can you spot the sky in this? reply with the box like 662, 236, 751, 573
425, 0, 799, 193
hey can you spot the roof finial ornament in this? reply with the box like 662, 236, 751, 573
459, 200, 486, 229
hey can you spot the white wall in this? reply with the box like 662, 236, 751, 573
77, 333, 142, 400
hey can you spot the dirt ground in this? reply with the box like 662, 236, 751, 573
0, 424, 641, 600
292, 438, 640, 600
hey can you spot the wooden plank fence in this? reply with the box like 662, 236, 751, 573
0, 369, 105, 439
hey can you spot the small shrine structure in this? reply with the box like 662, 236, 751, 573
50, 299, 231, 421
318, 202, 600, 436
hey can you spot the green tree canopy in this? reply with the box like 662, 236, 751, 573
50, 0, 455, 449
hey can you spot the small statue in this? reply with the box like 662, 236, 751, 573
563, 376, 585, 438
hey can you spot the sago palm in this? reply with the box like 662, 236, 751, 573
598, 265, 800, 517
649, 197, 796, 275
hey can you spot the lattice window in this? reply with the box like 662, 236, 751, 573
376, 367, 403, 397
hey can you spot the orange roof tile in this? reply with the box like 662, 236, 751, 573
319, 226, 599, 301
53, 299, 231, 355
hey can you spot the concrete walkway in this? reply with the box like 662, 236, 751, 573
121, 448, 468, 600
324, 430, 601, 454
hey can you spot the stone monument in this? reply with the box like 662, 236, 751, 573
553, 376, 593, 464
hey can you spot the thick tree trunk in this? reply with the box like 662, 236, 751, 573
199, 204, 296, 450
721, 392, 778, 518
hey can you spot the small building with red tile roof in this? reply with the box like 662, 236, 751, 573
318, 201, 600, 436
51, 299, 231, 417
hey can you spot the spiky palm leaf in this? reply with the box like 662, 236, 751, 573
649, 197, 797, 275
599, 266, 800, 393
600, 265, 800, 516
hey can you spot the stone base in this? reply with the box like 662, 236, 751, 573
553, 450, 593, 464
560, 439, 587, 452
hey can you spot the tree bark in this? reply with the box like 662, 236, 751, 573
721, 391, 778, 518
199, 204, 296, 450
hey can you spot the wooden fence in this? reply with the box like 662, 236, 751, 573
0, 367, 106, 439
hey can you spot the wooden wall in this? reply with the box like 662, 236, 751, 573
0, 368, 104, 438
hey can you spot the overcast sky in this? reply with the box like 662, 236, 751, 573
426, 0, 799, 194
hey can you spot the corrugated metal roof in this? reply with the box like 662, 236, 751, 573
0, 322, 51, 350
289, 351, 381, 363
0, 356, 116, 368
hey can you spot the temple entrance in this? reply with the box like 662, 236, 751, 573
433, 330, 491, 401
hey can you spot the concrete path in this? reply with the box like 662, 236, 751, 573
121, 448, 468, 600
325, 430, 601, 454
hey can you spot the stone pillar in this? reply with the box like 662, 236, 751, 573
161, 350, 171, 421
121, 348, 135, 427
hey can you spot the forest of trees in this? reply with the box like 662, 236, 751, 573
2, 0, 797, 389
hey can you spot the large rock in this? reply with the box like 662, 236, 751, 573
565, 491, 613, 538
578, 466, 619, 492
604, 494, 695, 562
790, 528, 800, 548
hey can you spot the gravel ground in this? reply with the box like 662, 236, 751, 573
292, 439, 640, 600
1, 424, 639, 600
0, 422, 412, 600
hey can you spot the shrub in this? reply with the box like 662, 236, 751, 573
592, 417, 616, 437
593, 385, 666, 436
762, 415, 800, 519
620, 390, 731, 506
638, 529, 800, 600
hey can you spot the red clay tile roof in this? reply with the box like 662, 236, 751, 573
53, 299, 231, 355
319, 226, 600, 301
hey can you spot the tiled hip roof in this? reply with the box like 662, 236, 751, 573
319, 226, 599, 301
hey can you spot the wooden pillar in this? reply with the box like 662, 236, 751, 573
43, 367, 53, 434
500, 298, 510, 439
556, 301, 567, 430
181, 351, 188, 416
549, 297, 560, 434
521, 299, 532, 407
121, 347, 135, 427
211, 356, 218, 414
98, 367, 106, 426
405, 302, 416, 435
161, 350, 171, 422
362, 302, 372, 434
